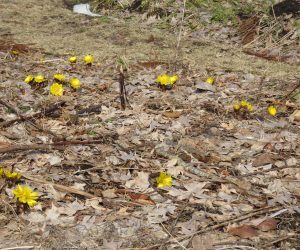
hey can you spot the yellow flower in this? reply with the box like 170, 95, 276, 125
11, 50, 19, 55
156, 172, 172, 188
83, 54, 94, 65
34, 75, 46, 83
170, 75, 178, 84
156, 74, 171, 85
0, 167, 3, 176
246, 103, 253, 112
4, 170, 21, 180
233, 103, 241, 111
240, 100, 248, 108
13, 185, 39, 207
206, 77, 215, 85
50, 83, 64, 96
268, 105, 277, 116
69, 56, 77, 63
70, 78, 81, 89
24, 75, 34, 83
53, 73, 65, 82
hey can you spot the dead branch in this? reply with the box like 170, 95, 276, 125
23, 174, 98, 198
119, 70, 126, 110
0, 101, 65, 127
282, 78, 300, 100
178, 206, 283, 246
241, 164, 300, 177
260, 234, 297, 248
0, 138, 113, 154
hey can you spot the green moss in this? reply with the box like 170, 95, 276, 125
211, 4, 236, 23
86, 129, 98, 136
18, 105, 31, 113
98, 15, 111, 23
92, 0, 120, 9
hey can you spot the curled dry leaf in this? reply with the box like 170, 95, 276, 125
116, 189, 155, 205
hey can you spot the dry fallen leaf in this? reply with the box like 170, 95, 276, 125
192, 235, 213, 250
228, 225, 259, 238
252, 153, 275, 167
162, 111, 182, 119
257, 218, 279, 232
116, 188, 155, 205
125, 171, 150, 191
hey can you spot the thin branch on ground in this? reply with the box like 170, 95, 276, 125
0, 138, 116, 154
176, 205, 283, 245
158, 194, 192, 249
0, 101, 66, 127
260, 234, 297, 248
22, 174, 99, 198
0, 246, 35, 250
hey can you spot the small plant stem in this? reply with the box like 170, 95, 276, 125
119, 70, 126, 110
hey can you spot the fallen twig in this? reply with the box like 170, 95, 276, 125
0, 101, 65, 127
260, 234, 297, 248
155, 150, 211, 178
241, 164, 300, 177
159, 194, 192, 250
0, 138, 112, 154
282, 78, 300, 100
149, 206, 283, 249
0, 246, 35, 250
0, 100, 21, 115
182, 206, 283, 246
22, 174, 98, 198
77, 104, 102, 116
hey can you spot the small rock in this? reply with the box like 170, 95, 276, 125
275, 161, 285, 168
286, 157, 297, 167
289, 109, 300, 122
209, 127, 219, 135
188, 94, 198, 101
195, 81, 216, 92
219, 162, 232, 167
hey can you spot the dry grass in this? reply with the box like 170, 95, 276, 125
1, 0, 298, 81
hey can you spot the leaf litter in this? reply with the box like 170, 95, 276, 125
0, 1, 300, 250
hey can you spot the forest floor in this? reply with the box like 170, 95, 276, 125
0, 0, 299, 249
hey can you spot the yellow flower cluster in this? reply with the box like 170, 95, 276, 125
156, 172, 172, 188
50, 83, 64, 96
68, 54, 94, 65
156, 74, 178, 90
69, 56, 77, 63
24, 75, 46, 84
49, 74, 81, 96
83, 54, 94, 65
70, 78, 81, 89
24, 54, 91, 96
233, 100, 253, 112
0, 167, 38, 208
53, 73, 65, 82
0, 167, 21, 180
13, 185, 39, 207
